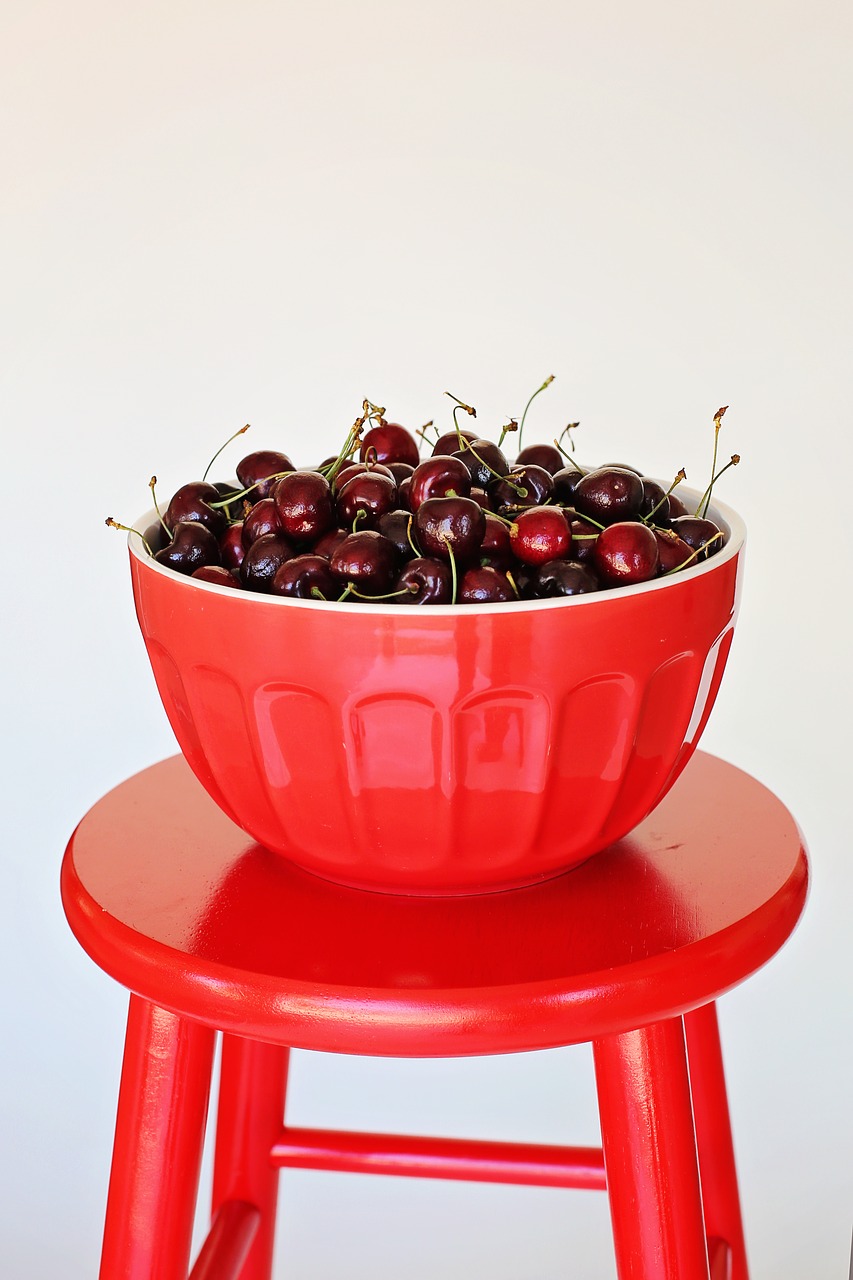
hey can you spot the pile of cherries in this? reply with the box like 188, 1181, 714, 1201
110, 397, 737, 605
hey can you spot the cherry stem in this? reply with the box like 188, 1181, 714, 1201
349, 584, 417, 601
517, 375, 555, 451
442, 535, 458, 604
498, 418, 518, 448
209, 471, 293, 508
565, 509, 606, 531
148, 476, 171, 535
309, 586, 329, 602
642, 468, 687, 525
406, 514, 421, 558
444, 391, 477, 446
323, 415, 366, 487
694, 454, 740, 519
700, 407, 728, 518
201, 423, 250, 483
455, 436, 526, 495
351, 508, 368, 534
337, 584, 354, 603
663, 530, 726, 575
505, 570, 520, 598
416, 419, 436, 451
105, 517, 153, 556
557, 421, 579, 455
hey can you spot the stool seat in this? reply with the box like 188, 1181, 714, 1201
62, 751, 807, 1058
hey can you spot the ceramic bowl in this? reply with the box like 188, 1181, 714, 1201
129, 492, 745, 894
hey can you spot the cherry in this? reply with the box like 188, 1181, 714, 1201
523, 560, 600, 598
669, 516, 725, 561
312, 526, 349, 559
468, 487, 492, 511
240, 532, 294, 591
509, 506, 572, 566
668, 493, 689, 519
191, 565, 242, 589
458, 566, 517, 603
551, 466, 585, 505
414, 496, 486, 563
451, 439, 509, 488
432, 428, 477, 455
489, 464, 554, 513
480, 512, 513, 568
574, 467, 644, 526
336, 471, 398, 531
241, 498, 281, 548
593, 521, 660, 586
360, 422, 420, 468
639, 478, 672, 524
568, 515, 600, 563
333, 461, 395, 491
330, 530, 399, 594
271, 554, 338, 600
155, 522, 221, 575
165, 481, 227, 537
379, 509, 418, 561
143, 521, 169, 555
236, 450, 294, 501
219, 523, 246, 571
396, 557, 453, 604
654, 528, 693, 573
515, 443, 563, 474
274, 471, 336, 543
409, 456, 472, 510
386, 462, 415, 486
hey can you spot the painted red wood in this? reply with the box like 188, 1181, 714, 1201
62, 752, 807, 1058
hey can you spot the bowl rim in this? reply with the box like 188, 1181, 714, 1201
128, 485, 746, 616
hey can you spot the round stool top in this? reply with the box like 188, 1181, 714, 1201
61, 753, 807, 1057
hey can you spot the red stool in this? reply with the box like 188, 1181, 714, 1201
62, 752, 807, 1280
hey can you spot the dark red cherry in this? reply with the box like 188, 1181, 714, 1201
409, 456, 472, 510
669, 516, 725, 561
360, 422, 420, 467
219, 523, 245, 571
337, 471, 398, 531
396, 557, 453, 604
574, 468, 644, 526
240, 532, 294, 591
489, 464, 554, 513
515, 443, 563, 474
667, 493, 689, 519
312, 527, 349, 560
155, 521, 221, 575
378, 509, 418, 562
552, 467, 585, 505
593, 521, 660, 586
241, 498, 281, 548
386, 462, 415, 486
568, 515, 599, 563
468, 486, 492, 511
274, 471, 335, 543
143, 521, 169, 555
432, 428, 477, 456
509, 506, 572, 566
191, 565, 242, 589
236, 450, 294, 501
458, 566, 516, 603
480, 512, 513, 568
451, 439, 509, 488
165, 482, 227, 537
414, 496, 486, 563
330, 530, 399, 594
271, 554, 338, 600
523, 560, 600, 598
333, 461, 395, 491
639, 478, 672, 525
654, 528, 694, 573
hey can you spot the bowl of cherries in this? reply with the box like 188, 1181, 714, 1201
116, 393, 745, 895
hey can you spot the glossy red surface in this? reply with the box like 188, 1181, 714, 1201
62, 750, 806, 1058
128, 495, 745, 893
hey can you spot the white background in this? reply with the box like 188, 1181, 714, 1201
2, 2, 852, 1276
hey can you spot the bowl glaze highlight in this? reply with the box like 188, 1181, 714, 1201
129, 494, 744, 894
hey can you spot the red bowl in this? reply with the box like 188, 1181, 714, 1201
129, 494, 745, 895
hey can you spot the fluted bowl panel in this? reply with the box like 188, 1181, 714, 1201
130, 495, 745, 894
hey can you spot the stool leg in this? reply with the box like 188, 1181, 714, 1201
100, 994, 216, 1280
593, 1017, 710, 1280
211, 1036, 290, 1280
684, 1002, 749, 1279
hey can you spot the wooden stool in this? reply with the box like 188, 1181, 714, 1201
61, 752, 807, 1280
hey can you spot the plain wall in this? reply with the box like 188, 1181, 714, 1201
2, 2, 851, 1275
